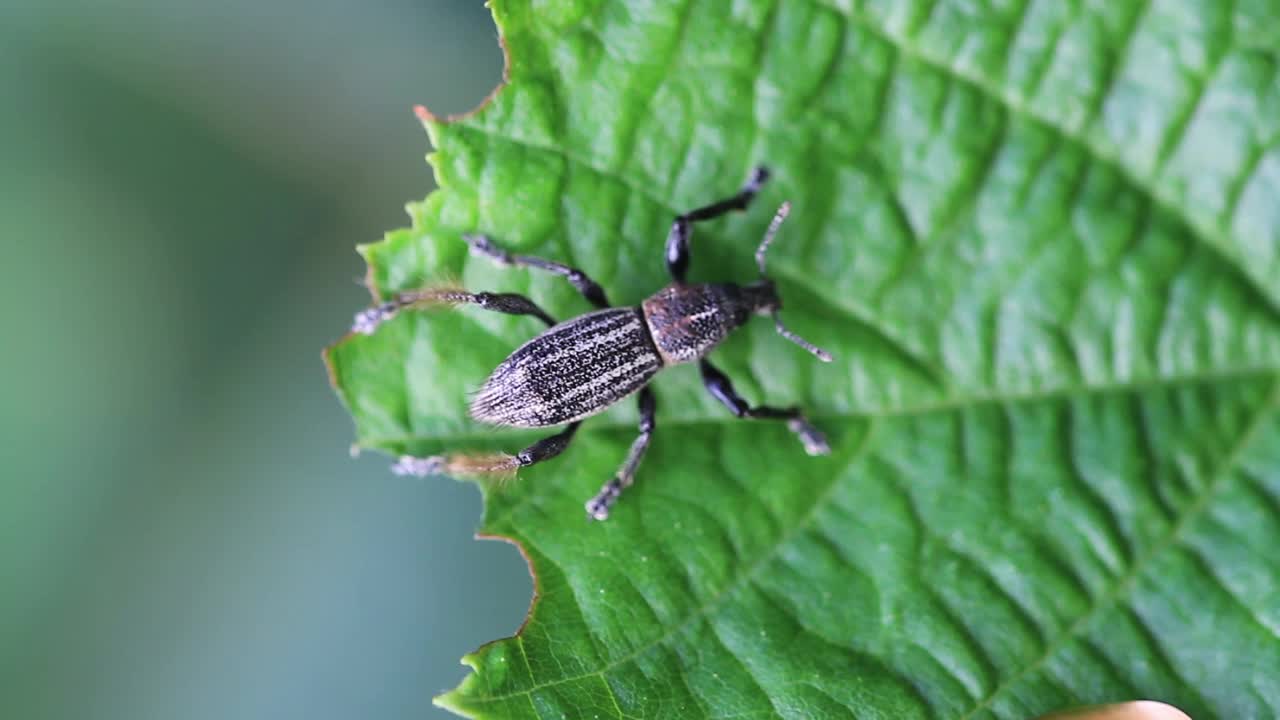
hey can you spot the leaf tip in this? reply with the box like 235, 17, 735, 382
413, 103, 439, 124
432, 687, 475, 719
433, 531, 536, 720
353, 243, 383, 300
320, 340, 347, 394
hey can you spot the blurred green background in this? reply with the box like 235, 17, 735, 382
0, 2, 529, 718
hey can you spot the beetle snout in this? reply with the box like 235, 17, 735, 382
743, 279, 781, 315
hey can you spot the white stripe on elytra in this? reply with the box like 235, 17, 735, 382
532, 316, 643, 367
554, 355, 655, 406
476, 315, 627, 410
528, 312, 626, 358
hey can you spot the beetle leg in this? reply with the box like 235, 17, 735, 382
665, 165, 771, 283
391, 422, 582, 480
585, 386, 656, 521
462, 234, 610, 308
698, 359, 829, 456
514, 421, 582, 466
352, 287, 555, 334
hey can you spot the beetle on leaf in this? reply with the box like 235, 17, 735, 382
353, 167, 831, 520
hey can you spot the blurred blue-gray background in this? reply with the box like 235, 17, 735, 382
0, 2, 529, 718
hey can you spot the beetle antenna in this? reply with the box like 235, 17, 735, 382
774, 315, 833, 362
755, 201, 791, 276
753, 201, 833, 362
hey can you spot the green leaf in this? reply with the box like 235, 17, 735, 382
325, 0, 1280, 717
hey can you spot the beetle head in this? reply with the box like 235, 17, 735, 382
742, 277, 781, 315
753, 202, 833, 363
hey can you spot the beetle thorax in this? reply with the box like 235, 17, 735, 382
640, 282, 777, 364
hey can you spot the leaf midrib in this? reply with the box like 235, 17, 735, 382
478, 362, 1275, 538
360, 363, 1279, 451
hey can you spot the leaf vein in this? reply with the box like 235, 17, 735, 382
459, 421, 883, 705
435, 116, 950, 389
812, 0, 1280, 316
955, 379, 1280, 719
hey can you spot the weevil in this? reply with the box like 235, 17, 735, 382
352, 166, 831, 520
